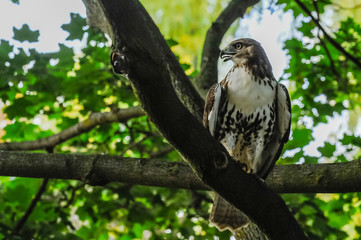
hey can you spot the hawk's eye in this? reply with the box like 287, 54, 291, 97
234, 43, 242, 50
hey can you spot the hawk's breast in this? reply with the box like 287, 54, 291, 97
226, 67, 275, 114
216, 66, 277, 171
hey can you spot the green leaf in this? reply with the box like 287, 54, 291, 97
304, 156, 318, 164
132, 223, 143, 238
0, 40, 13, 62
166, 38, 178, 47
181, 63, 191, 71
53, 43, 74, 67
318, 142, 336, 158
341, 134, 361, 148
61, 13, 86, 41
12, 24, 39, 43
4, 96, 35, 119
3, 122, 41, 141
10, 48, 29, 70
287, 128, 313, 150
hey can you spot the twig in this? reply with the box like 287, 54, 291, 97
64, 183, 86, 208
13, 148, 53, 234
295, 0, 361, 69
196, 0, 260, 96
312, 0, 341, 79
13, 179, 49, 234
148, 146, 174, 158
318, 36, 341, 77
120, 134, 151, 156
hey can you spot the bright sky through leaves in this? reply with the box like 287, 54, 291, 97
1, 0, 361, 239
0, 0, 85, 52
0, 0, 355, 161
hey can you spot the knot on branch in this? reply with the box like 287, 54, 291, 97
214, 152, 228, 169
111, 51, 129, 75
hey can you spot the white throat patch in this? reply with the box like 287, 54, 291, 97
226, 67, 275, 114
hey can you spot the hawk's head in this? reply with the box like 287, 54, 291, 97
220, 38, 273, 78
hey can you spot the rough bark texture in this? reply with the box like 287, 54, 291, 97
98, 1, 306, 239
82, 0, 112, 38
0, 107, 144, 151
105, 2, 204, 122
196, 0, 260, 97
2, 150, 361, 193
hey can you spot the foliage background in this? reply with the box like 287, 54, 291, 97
1, 0, 361, 239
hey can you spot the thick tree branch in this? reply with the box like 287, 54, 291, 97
196, 0, 260, 96
295, 0, 361, 69
1, 151, 361, 193
82, 0, 205, 121
0, 107, 144, 151
99, 0, 305, 238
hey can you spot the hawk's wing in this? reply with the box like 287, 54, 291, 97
278, 83, 292, 143
204, 82, 250, 233
203, 82, 227, 136
258, 82, 291, 179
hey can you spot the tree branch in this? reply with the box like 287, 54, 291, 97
120, 134, 150, 156
1, 151, 361, 193
99, 0, 305, 238
0, 107, 144, 151
13, 178, 49, 234
82, 0, 205, 121
196, 0, 260, 96
63, 183, 86, 208
13, 149, 53, 234
295, 0, 361, 69
317, 34, 340, 78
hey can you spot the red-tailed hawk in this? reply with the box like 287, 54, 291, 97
203, 38, 291, 237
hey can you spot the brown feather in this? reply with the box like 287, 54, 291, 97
204, 38, 291, 239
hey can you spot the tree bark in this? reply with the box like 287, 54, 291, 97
98, 1, 306, 239
1, 151, 361, 194
106, 2, 204, 122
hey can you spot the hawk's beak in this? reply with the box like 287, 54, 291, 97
220, 47, 235, 62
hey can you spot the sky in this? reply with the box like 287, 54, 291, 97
0, 0, 86, 52
0, 0, 352, 159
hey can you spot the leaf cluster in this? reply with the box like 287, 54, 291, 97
0, 10, 225, 240
1, 0, 361, 239
276, 0, 361, 238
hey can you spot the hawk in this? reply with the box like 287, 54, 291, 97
203, 38, 291, 236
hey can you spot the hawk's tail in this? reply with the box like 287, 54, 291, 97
210, 194, 269, 240
210, 194, 248, 232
